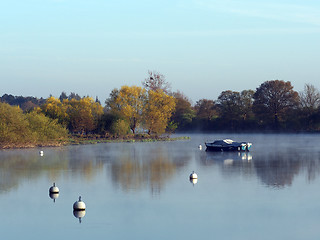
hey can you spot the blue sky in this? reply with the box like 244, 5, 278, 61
1, 0, 320, 104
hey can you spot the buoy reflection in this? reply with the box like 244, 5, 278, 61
49, 192, 59, 202
73, 210, 86, 223
189, 178, 198, 185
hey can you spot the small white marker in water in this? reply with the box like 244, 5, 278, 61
189, 171, 198, 179
39, 150, 44, 156
49, 183, 60, 202
49, 182, 59, 194
73, 196, 86, 211
198, 144, 202, 150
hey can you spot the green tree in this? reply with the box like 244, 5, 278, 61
111, 119, 131, 136
26, 112, 68, 142
105, 89, 121, 114
216, 90, 242, 129
194, 99, 217, 121
253, 80, 299, 129
240, 90, 255, 121
59, 92, 68, 102
0, 102, 32, 146
171, 91, 195, 131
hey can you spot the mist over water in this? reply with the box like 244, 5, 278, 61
1, 133, 320, 240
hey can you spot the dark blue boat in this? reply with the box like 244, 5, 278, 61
205, 139, 252, 152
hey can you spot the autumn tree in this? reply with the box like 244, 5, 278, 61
0, 102, 68, 147
171, 91, 195, 131
110, 86, 146, 134
253, 80, 299, 129
144, 89, 176, 135
41, 96, 68, 126
193, 99, 217, 131
142, 71, 171, 94
66, 97, 103, 134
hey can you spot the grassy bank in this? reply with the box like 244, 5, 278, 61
67, 134, 190, 145
0, 134, 190, 149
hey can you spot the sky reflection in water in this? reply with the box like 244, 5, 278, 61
0, 134, 320, 240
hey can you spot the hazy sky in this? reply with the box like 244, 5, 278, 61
1, 0, 320, 104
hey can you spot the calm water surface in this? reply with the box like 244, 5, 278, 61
1, 133, 320, 240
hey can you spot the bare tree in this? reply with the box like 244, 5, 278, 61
299, 84, 320, 130
142, 71, 171, 94
299, 83, 320, 111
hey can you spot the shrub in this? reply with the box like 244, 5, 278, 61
110, 119, 130, 136
0, 102, 33, 146
26, 112, 68, 142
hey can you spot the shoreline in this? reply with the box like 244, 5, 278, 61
0, 135, 191, 150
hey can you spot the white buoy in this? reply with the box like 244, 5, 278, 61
39, 150, 44, 156
49, 183, 60, 202
49, 182, 59, 193
189, 171, 198, 179
73, 196, 86, 211
198, 144, 202, 150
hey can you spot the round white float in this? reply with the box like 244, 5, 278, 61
198, 145, 202, 150
39, 150, 44, 156
189, 171, 198, 179
190, 178, 198, 185
49, 183, 59, 194
73, 196, 86, 211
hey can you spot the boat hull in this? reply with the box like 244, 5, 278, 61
205, 141, 251, 152
205, 145, 246, 152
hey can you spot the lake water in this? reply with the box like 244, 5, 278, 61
1, 133, 320, 240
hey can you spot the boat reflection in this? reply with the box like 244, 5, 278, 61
204, 151, 253, 164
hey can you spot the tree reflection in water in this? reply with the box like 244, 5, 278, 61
109, 144, 191, 195
202, 150, 320, 188
1, 138, 320, 195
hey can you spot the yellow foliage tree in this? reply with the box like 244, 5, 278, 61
115, 86, 146, 134
144, 89, 176, 135
41, 96, 68, 125
66, 97, 103, 134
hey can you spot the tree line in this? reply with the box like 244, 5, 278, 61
1, 72, 320, 145
191, 80, 320, 132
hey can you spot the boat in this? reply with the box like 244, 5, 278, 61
205, 139, 252, 152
